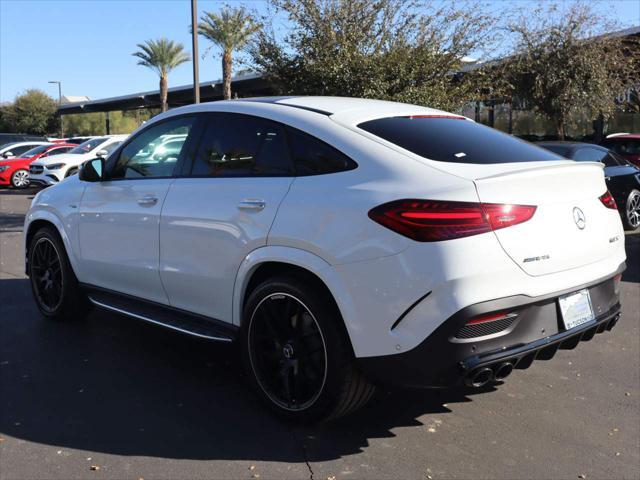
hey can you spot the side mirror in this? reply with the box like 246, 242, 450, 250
3, 151, 14, 158
79, 158, 104, 182
95, 149, 109, 158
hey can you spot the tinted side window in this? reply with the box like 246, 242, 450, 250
286, 128, 357, 175
191, 113, 293, 177
110, 116, 195, 179
359, 117, 562, 164
10, 145, 37, 156
573, 148, 608, 162
102, 141, 122, 155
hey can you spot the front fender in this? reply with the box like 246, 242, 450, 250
24, 184, 84, 277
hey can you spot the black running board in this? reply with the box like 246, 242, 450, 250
83, 285, 237, 342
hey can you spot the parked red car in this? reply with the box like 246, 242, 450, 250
0, 143, 75, 188
601, 134, 640, 168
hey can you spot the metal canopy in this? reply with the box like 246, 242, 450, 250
57, 72, 273, 114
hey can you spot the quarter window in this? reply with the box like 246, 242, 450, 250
286, 128, 357, 175
190, 113, 293, 177
110, 116, 195, 179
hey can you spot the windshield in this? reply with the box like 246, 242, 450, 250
21, 145, 51, 158
68, 137, 107, 154
358, 116, 563, 164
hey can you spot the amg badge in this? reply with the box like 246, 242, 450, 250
523, 254, 551, 263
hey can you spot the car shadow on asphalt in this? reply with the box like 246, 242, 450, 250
0, 277, 493, 463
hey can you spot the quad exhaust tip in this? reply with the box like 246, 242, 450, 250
465, 362, 514, 388
466, 367, 494, 388
493, 362, 514, 381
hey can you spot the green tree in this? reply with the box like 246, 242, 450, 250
498, 1, 640, 139
252, 0, 499, 111
198, 6, 261, 100
0, 103, 14, 132
4, 90, 57, 135
63, 109, 159, 136
132, 38, 190, 112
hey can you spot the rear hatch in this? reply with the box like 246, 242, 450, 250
472, 163, 617, 276
355, 116, 621, 276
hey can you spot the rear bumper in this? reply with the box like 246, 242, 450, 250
358, 263, 625, 388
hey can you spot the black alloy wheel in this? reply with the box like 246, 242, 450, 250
242, 275, 375, 423
247, 292, 328, 411
30, 237, 64, 313
28, 226, 91, 320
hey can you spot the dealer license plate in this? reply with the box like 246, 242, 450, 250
558, 289, 595, 331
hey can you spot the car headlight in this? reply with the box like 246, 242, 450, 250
47, 163, 66, 170
0, 166, 9, 172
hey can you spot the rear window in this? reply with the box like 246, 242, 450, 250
358, 116, 562, 164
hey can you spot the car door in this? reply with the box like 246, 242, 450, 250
159, 112, 295, 323
77, 115, 197, 304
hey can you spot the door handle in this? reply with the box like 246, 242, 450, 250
137, 195, 158, 206
237, 199, 266, 211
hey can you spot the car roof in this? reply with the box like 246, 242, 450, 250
156, 96, 465, 136
46, 143, 75, 148
238, 96, 456, 118
604, 134, 640, 140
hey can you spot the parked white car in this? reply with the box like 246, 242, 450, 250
29, 135, 126, 186
0, 141, 50, 159
23, 97, 626, 422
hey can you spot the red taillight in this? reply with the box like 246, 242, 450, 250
368, 199, 536, 242
599, 191, 617, 210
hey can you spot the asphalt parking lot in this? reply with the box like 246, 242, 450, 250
0, 187, 639, 480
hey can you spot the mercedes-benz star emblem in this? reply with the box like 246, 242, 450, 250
573, 207, 586, 230
283, 343, 294, 359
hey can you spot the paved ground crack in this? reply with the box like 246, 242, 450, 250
302, 439, 315, 480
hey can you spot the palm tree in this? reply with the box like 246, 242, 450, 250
198, 6, 261, 100
132, 38, 190, 112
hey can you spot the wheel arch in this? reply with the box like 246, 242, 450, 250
233, 246, 359, 352
24, 212, 79, 277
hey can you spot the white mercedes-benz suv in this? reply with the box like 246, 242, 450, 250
29, 135, 126, 186
24, 97, 626, 422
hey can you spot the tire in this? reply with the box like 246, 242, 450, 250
65, 167, 78, 178
28, 226, 91, 320
10, 169, 29, 189
241, 275, 374, 423
623, 189, 640, 231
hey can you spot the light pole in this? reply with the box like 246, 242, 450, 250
191, 0, 200, 104
48, 80, 63, 138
